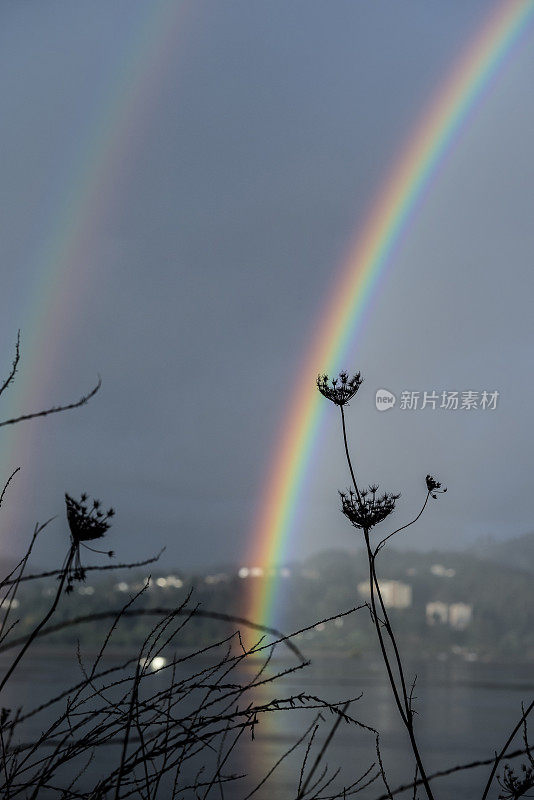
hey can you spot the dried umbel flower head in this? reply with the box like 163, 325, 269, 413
340, 485, 400, 531
65, 493, 114, 543
317, 371, 362, 406
425, 474, 447, 499
497, 762, 534, 800
64, 493, 115, 593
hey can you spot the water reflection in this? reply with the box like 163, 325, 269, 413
1, 649, 531, 798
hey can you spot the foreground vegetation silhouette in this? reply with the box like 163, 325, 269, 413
0, 335, 532, 798
317, 370, 534, 800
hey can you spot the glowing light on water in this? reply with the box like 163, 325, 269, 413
139, 656, 167, 672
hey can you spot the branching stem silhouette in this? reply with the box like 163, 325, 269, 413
317, 373, 441, 800
0, 545, 75, 694
480, 698, 534, 800
0, 377, 101, 428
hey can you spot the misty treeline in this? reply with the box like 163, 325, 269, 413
8, 539, 533, 660
7, 544, 534, 661
0, 335, 531, 798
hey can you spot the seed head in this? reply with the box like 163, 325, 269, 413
64, 493, 115, 594
425, 475, 447, 498
317, 372, 363, 406
497, 763, 534, 799
340, 485, 400, 531
65, 493, 112, 543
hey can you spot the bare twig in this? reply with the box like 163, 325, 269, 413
0, 331, 20, 398
0, 468, 20, 511
370, 745, 532, 799
298, 702, 351, 799
3, 549, 166, 585
0, 377, 101, 428
0, 545, 75, 694
481, 699, 534, 800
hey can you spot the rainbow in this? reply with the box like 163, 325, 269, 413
0, 2, 194, 537
246, 0, 534, 634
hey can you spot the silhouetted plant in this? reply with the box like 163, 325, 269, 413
64, 492, 115, 591
318, 369, 532, 800
0, 333, 532, 798
0, 336, 382, 798
0, 528, 377, 799
495, 710, 534, 799
340, 486, 400, 530
497, 763, 534, 800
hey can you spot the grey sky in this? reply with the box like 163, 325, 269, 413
0, 0, 533, 569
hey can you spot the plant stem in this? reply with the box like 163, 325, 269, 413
0, 546, 74, 695
338, 400, 436, 800
363, 530, 435, 800
340, 405, 362, 506
480, 698, 534, 800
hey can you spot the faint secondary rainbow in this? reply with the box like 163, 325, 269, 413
0, 1, 194, 538
246, 0, 534, 635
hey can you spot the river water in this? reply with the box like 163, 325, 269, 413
1, 649, 532, 799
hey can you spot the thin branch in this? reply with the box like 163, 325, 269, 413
0, 605, 310, 661
4, 549, 166, 585
297, 701, 351, 799
0, 518, 55, 591
114, 662, 141, 800
0, 331, 20, 398
0, 546, 75, 693
0, 377, 101, 428
242, 717, 318, 799
0, 468, 20, 511
370, 745, 532, 800
481, 699, 534, 800
375, 735, 393, 800
374, 492, 431, 556
340, 405, 362, 506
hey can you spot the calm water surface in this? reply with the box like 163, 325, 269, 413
1, 650, 532, 799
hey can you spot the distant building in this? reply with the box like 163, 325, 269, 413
426, 600, 473, 629
449, 602, 472, 630
204, 573, 229, 585
0, 598, 19, 610
238, 566, 291, 579
430, 564, 456, 578
154, 575, 184, 589
426, 601, 449, 625
357, 579, 412, 609
238, 566, 264, 578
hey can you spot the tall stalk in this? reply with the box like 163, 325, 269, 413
0, 546, 74, 694
339, 407, 435, 800
318, 372, 442, 800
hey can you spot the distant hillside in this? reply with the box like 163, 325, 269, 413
8, 542, 534, 659
469, 530, 534, 574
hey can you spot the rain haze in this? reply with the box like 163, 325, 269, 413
0, 0, 533, 570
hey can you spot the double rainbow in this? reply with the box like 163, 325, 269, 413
246, 0, 534, 633
0, 1, 193, 532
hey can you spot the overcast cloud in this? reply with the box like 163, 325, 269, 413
0, 0, 533, 569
